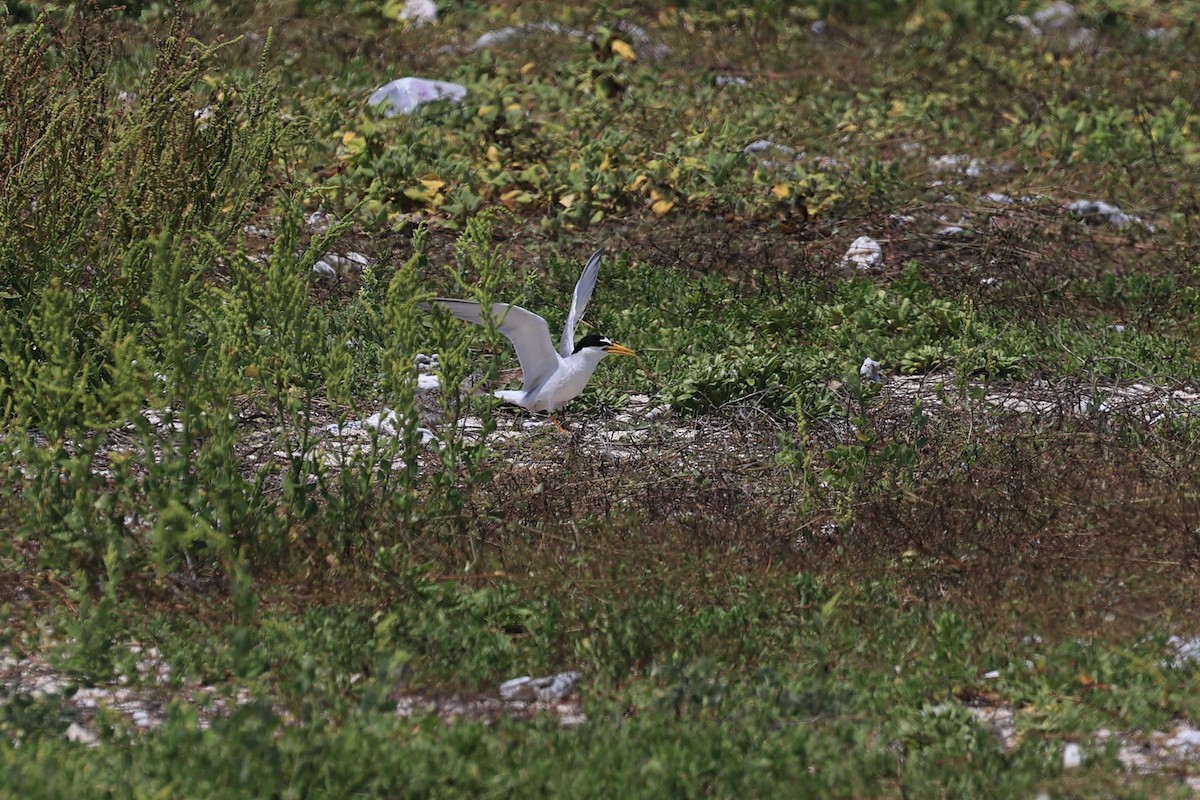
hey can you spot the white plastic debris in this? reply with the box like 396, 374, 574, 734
985, 192, 1014, 204
714, 76, 748, 87
1062, 743, 1083, 769
859, 358, 882, 384
398, 0, 437, 26
1066, 199, 1146, 230
368, 77, 467, 117
936, 225, 967, 237
841, 236, 883, 270
499, 671, 580, 703
982, 669, 1001, 680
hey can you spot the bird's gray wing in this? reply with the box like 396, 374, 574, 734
560, 248, 605, 358
426, 299, 561, 390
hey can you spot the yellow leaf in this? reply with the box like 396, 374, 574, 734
772, 182, 791, 200
626, 174, 649, 192
521, 62, 537, 75
559, 193, 576, 209
610, 39, 637, 62
486, 145, 501, 163
500, 189, 523, 202
477, 105, 497, 116
339, 131, 367, 157
599, 154, 611, 171
651, 199, 674, 217
419, 178, 445, 193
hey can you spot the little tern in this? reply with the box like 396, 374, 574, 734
423, 248, 636, 427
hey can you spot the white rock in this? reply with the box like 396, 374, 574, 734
985, 192, 1014, 204
859, 358, 882, 384
322, 252, 371, 274
743, 139, 796, 157
929, 154, 989, 177
1034, 1, 1077, 31
65, 723, 100, 746
311, 259, 337, 279
416, 374, 440, 392
1166, 726, 1200, 751
1062, 743, 1083, 768
398, 0, 437, 26
468, 22, 588, 52
714, 76, 748, 87
982, 669, 1001, 680
1067, 27, 1096, 51
305, 211, 334, 233
470, 26, 521, 50
1146, 27, 1180, 42
841, 236, 882, 270
368, 77, 467, 117
1067, 199, 1145, 230
500, 671, 580, 703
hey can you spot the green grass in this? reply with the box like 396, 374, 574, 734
3, 0, 1200, 796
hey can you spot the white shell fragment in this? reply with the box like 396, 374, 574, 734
1063, 743, 1083, 769
841, 236, 883, 270
499, 671, 580, 703
368, 77, 467, 117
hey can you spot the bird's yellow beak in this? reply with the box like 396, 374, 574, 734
603, 342, 636, 357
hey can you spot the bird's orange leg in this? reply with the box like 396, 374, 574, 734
548, 413, 568, 433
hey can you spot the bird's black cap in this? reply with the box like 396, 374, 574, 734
572, 334, 612, 354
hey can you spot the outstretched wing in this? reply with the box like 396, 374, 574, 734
426, 299, 561, 391
560, 248, 605, 358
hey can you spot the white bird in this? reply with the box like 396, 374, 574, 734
422, 248, 636, 427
